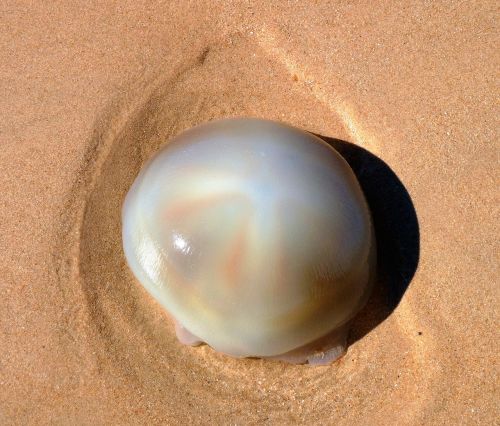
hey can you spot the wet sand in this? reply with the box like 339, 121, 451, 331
1, 2, 498, 424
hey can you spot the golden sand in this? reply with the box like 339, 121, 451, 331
1, 2, 498, 424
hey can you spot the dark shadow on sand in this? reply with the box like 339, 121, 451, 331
316, 135, 420, 345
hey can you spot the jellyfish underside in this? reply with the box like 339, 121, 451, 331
174, 318, 349, 366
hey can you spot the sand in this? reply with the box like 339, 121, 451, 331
1, 1, 498, 424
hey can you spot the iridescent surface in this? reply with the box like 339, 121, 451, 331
122, 118, 375, 359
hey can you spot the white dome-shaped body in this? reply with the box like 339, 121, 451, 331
122, 118, 375, 359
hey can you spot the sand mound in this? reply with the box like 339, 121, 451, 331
53, 34, 434, 424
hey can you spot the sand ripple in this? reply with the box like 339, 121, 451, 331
56, 34, 437, 423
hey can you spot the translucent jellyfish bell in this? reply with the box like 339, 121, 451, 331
122, 118, 376, 365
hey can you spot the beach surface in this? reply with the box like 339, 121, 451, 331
1, 2, 498, 424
